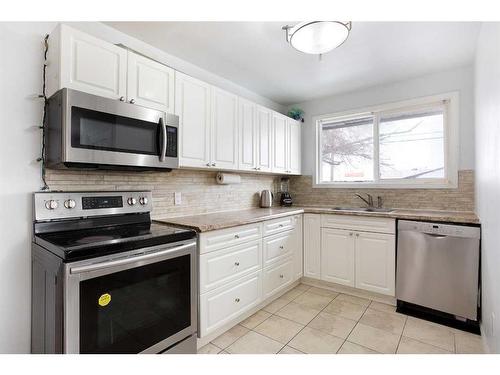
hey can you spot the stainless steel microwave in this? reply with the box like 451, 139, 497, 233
45, 88, 179, 170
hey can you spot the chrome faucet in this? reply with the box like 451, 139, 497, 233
355, 193, 374, 207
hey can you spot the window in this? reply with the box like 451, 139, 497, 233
315, 93, 458, 188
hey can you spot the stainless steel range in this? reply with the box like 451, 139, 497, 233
31, 191, 197, 354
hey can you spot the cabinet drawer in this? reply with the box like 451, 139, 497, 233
199, 271, 262, 336
199, 239, 262, 294
199, 223, 262, 254
263, 215, 296, 236
321, 214, 395, 234
263, 230, 295, 267
263, 258, 294, 299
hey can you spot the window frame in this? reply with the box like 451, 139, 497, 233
314, 92, 459, 189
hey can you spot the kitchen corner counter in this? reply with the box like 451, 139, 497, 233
155, 207, 305, 232
155, 206, 479, 232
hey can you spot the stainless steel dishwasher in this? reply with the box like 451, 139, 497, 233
396, 220, 480, 327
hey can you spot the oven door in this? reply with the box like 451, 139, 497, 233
61, 88, 178, 169
64, 240, 196, 354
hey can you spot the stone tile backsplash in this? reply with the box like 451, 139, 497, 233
46, 169, 280, 219
289, 170, 474, 212
46, 169, 474, 218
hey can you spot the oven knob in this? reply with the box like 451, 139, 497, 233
45, 200, 58, 210
139, 197, 148, 205
64, 199, 76, 209
127, 197, 137, 206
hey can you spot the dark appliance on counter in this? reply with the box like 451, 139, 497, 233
44, 88, 179, 170
31, 191, 197, 354
279, 177, 293, 206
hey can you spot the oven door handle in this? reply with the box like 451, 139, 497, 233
159, 117, 167, 162
69, 242, 195, 275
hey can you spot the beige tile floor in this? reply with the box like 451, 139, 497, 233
197, 284, 488, 354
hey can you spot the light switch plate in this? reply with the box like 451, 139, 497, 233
174, 192, 182, 205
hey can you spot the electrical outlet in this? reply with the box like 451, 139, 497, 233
174, 192, 182, 205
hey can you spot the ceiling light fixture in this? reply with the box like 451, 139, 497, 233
282, 21, 352, 60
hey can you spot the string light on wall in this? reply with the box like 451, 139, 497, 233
282, 21, 352, 61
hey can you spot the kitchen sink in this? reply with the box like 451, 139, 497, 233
332, 206, 394, 213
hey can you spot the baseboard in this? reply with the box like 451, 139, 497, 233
300, 277, 396, 306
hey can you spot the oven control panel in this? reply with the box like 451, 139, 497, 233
33, 191, 152, 221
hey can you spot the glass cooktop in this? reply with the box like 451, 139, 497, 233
34, 222, 196, 261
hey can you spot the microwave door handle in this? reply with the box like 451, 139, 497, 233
159, 117, 166, 162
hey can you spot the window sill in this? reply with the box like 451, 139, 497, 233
313, 180, 458, 189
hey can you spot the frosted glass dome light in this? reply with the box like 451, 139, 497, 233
282, 21, 352, 55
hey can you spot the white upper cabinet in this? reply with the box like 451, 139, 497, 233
287, 119, 301, 175
126, 51, 175, 112
238, 98, 257, 171
175, 72, 211, 168
48, 24, 127, 100
256, 106, 273, 172
272, 113, 288, 173
211, 87, 239, 170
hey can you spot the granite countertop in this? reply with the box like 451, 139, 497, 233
155, 206, 479, 232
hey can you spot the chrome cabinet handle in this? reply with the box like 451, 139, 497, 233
279, 224, 284, 227
234, 262, 240, 266
234, 234, 240, 239
235, 298, 240, 303
119, 96, 125, 102
279, 274, 284, 278
129, 98, 136, 104
211, 163, 216, 167
206, 163, 211, 167
279, 245, 284, 249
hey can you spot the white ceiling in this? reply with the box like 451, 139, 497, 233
106, 22, 481, 105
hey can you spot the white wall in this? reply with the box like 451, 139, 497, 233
291, 66, 475, 175
475, 22, 500, 354
0, 21, 284, 354
0, 22, 57, 353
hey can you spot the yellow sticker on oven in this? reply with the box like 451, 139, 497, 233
98, 293, 111, 307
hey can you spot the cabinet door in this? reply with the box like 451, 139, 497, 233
127, 51, 175, 112
272, 113, 287, 173
355, 232, 395, 296
303, 214, 321, 279
238, 98, 256, 171
211, 87, 239, 170
175, 72, 211, 168
287, 119, 301, 175
321, 228, 355, 287
293, 215, 303, 280
59, 25, 127, 99
256, 106, 273, 172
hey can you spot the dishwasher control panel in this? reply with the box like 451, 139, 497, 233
398, 220, 480, 239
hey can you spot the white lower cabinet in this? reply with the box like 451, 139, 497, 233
199, 271, 262, 336
305, 214, 396, 297
199, 239, 262, 294
321, 228, 356, 287
198, 215, 303, 338
303, 214, 321, 279
263, 230, 295, 267
355, 231, 395, 296
263, 258, 294, 299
